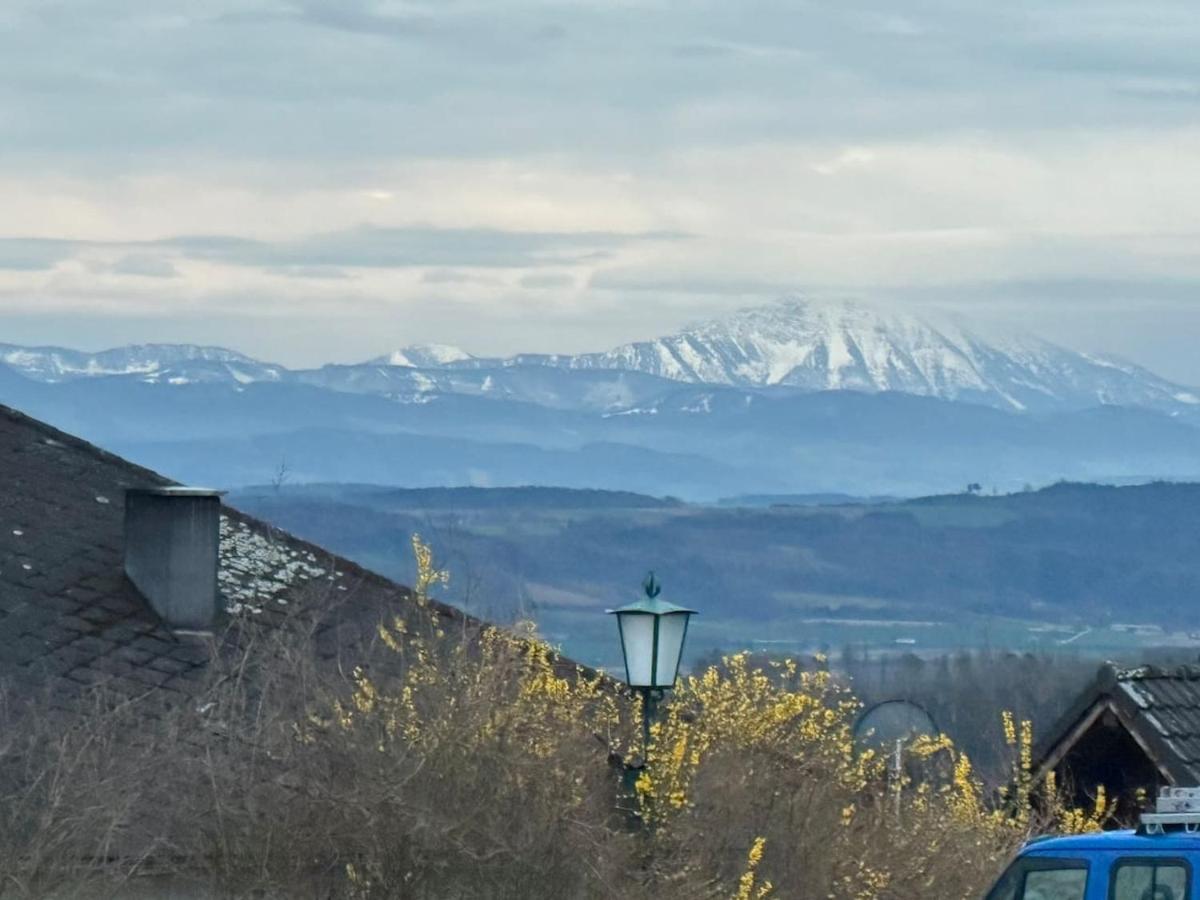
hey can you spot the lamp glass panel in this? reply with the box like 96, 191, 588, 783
618, 612, 655, 686
653, 612, 689, 687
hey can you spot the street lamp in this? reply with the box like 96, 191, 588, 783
608, 572, 696, 754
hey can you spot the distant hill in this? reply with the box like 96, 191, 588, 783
716, 493, 900, 507
237, 483, 683, 510
231, 480, 1200, 667
7, 368, 1200, 499
120, 429, 752, 500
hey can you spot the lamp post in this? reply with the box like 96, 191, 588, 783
607, 572, 696, 756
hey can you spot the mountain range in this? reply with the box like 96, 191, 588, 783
441, 300, 1200, 418
4, 298, 1200, 498
5, 299, 1198, 416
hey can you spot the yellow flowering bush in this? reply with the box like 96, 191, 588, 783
296, 534, 641, 898
636, 653, 874, 823
304, 536, 1113, 899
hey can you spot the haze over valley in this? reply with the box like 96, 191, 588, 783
4, 299, 1200, 501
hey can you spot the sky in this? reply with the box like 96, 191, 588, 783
2, 1, 1200, 380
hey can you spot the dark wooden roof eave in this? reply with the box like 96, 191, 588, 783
1032, 662, 1196, 788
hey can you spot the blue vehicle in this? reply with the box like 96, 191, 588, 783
986, 789, 1200, 900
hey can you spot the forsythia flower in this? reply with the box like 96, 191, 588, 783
1002, 710, 1017, 746
733, 837, 771, 900
316, 533, 1112, 900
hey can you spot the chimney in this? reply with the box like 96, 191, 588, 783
124, 487, 225, 631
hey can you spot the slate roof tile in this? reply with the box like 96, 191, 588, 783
1037, 663, 1200, 786
1111, 665, 1200, 780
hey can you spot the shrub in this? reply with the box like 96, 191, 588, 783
297, 537, 1108, 899
0, 535, 1113, 898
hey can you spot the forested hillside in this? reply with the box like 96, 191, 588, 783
232, 481, 1200, 669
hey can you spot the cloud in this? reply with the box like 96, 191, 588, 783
1114, 78, 1200, 101
108, 254, 180, 279
285, 0, 434, 38
884, 277, 1200, 308
421, 269, 486, 285
519, 272, 576, 289
160, 225, 686, 269
812, 148, 876, 176
271, 265, 351, 280
3, 0, 1200, 379
0, 239, 77, 271
4, 0, 1199, 175
589, 269, 794, 297
0, 226, 686, 274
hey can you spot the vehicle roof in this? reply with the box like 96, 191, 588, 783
1026, 830, 1200, 854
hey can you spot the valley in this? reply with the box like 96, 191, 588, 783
229, 481, 1200, 671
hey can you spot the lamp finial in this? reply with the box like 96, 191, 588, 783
643, 571, 661, 599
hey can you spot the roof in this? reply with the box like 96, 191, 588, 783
1022, 830, 1200, 854
0, 401, 467, 708
1035, 663, 1200, 786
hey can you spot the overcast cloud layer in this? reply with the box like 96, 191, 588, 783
2, 0, 1199, 379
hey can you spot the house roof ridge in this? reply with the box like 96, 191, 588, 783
1113, 663, 1200, 682
0, 401, 171, 487
0, 400, 430, 615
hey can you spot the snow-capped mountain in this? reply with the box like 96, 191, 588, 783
297, 364, 677, 411
7, 302, 1200, 496
0, 343, 286, 385
367, 344, 473, 368
447, 299, 1197, 416
3, 299, 1197, 419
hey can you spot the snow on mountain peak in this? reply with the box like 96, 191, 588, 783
524, 297, 1199, 416
3, 300, 1196, 420
337, 298, 1198, 417
372, 344, 474, 368
0, 342, 273, 383
676, 297, 970, 388
559, 297, 983, 392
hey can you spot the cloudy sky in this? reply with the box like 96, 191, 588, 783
3, 1, 1200, 379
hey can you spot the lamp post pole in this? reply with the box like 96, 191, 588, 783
640, 686, 657, 758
